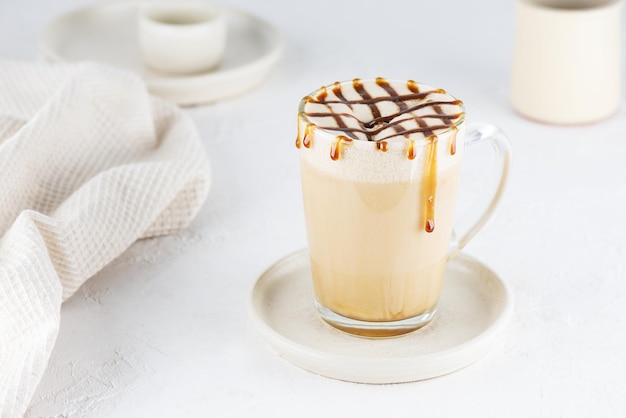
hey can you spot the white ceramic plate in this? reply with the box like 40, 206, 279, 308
40, 2, 284, 105
248, 249, 513, 384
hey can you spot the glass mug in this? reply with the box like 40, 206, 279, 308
296, 78, 511, 337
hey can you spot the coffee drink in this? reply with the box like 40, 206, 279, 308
297, 78, 466, 336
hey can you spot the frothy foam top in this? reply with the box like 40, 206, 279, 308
300, 78, 464, 142
296, 78, 466, 233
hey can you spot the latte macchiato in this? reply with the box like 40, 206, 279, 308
297, 78, 466, 336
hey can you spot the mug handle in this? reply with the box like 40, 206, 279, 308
448, 123, 512, 259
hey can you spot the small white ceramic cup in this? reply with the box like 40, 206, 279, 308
511, 0, 623, 124
139, 1, 226, 75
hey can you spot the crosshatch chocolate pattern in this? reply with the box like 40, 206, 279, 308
296, 77, 465, 233
301, 78, 464, 142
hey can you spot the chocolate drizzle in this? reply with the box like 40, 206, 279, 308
303, 78, 463, 143
353, 78, 382, 120
297, 78, 464, 233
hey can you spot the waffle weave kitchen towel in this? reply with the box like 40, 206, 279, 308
0, 60, 211, 417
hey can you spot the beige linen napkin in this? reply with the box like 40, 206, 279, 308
0, 61, 211, 417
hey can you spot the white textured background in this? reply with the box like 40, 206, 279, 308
2, 0, 626, 416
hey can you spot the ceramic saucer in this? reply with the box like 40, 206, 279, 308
40, 2, 283, 105
248, 249, 512, 384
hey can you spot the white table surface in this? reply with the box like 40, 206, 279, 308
2, 0, 626, 416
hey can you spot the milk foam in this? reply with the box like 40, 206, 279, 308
297, 79, 466, 183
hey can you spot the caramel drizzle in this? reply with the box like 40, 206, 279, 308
296, 112, 315, 149
407, 80, 420, 93
449, 125, 458, 156
407, 135, 440, 233
407, 140, 416, 160
295, 110, 304, 148
422, 135, 438, 233
303, 124, 314, 148
316, 87, 328, 102
330, 136, 352, 161
376, 141, 388, 152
